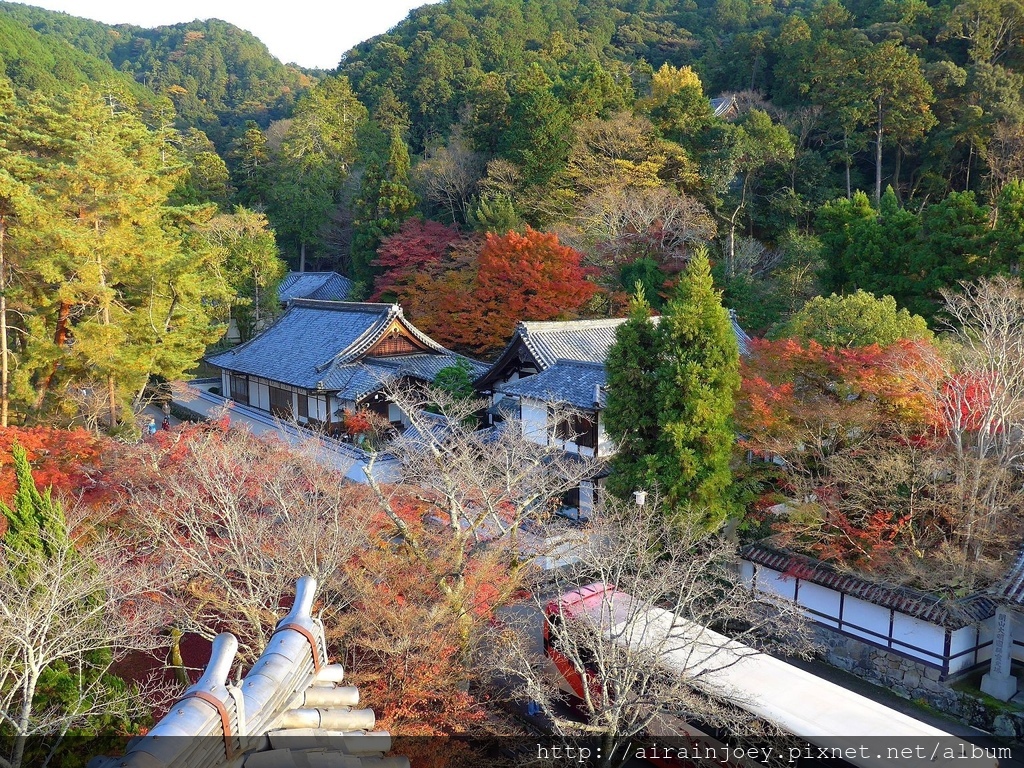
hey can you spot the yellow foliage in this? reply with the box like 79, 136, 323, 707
648, 63, 705, 105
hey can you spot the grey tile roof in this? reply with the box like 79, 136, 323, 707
741, 541, 996, 628
711, 95, 738, 118
993, 548, 1024, 604
730, 309, 753, 356
207, 300, 476, 398
278, 272, 353, 303
518, 319, 628, 368
501, 359, 607, 409
479, 311, 752, 391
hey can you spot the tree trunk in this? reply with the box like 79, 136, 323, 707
965, 143, 974, 191
96, 249, 117, 428
893, 145, 903, 199
845, 130, 852, 199
32, 301, 71, 412
299, 241, 306, 273
0, 214, 9, 428
875, 99, 884, 205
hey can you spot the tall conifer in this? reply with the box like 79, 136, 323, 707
604, 285, 660, 500
654, 248, 740, 530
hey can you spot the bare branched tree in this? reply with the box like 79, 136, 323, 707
938, 276, 1024, 576
363, 383, 602, 652
482, 498, 811, 768
578, 185, 717, 262
0, 529, 168, 768
985, 119, 1024, 202
414, 129, 485, 225
118, 426, 372, 667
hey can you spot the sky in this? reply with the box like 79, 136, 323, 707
9, 0, 441, 69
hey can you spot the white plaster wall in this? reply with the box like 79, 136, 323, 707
221, 370, 230, 396
796, 582, 841, 628
891, 613, 946, 656
754, 568, 797, 601
597, 413, 615, 457
521, 399, 548, 445
580, 480, 594, 515
948, 625, 979, 674
388, 402, 406, 425
842, 597, 891, 644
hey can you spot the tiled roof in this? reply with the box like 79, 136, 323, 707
321, 355, 488, 403
740, 541, 996, 628
711, 95, 738, 117
993, 548, 1024, 604
518, 319, 627, 368
278, 272, 353, 303
207, 301, 474, 398
501, 359, 606, 409
479, 311, 752, 395
730, 309, 753, 356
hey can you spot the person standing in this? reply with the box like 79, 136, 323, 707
147, 417, 157, 436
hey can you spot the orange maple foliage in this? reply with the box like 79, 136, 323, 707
0, 426, 105, 504
736, 337, 943, 458
337, 488, 517, 737
736, 338, 949, 567
372, 223, 600, 355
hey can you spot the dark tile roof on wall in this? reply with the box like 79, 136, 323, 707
278, 272, 353, 303
740, 541, 996, 629
501, 359, 607, 409
207, 300, 476, 400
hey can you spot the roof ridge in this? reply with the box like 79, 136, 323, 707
550, 358, 606, 369
521, 318, 627, 332
291, 299, 395, 313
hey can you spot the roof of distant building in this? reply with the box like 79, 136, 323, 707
711, 95, 738, 118
476, 311, 752, 391
207, 300, 483, 400
741, 541, 996, 629
278, 271, 353, 303
501, 359, 607, 410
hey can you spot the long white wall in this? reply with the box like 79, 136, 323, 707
740, 561, 992, 675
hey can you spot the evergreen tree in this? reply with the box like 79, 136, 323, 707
604, 285, 661, 500
8, 87, 230, 426
653, 249, 741, 531
0, 443, 68, 568
351, 128, 418, 283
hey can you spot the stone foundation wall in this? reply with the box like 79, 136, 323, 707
814, 625, 1024, 742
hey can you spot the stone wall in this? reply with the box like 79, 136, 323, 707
814, 626, 1024, 742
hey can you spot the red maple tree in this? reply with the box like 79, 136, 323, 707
0, 426, 105, 505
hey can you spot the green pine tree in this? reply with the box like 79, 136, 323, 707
1, 443, 69, 569
654, 248, 741, 531
604, 284, 661, 500
351, 128, 418, 283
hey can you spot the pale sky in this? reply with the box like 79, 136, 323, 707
9, 0, 441, 69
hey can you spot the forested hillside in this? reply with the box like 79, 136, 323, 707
329, 0, 1024, 337
0, 3, 313, 145
4, 0, 1024, 349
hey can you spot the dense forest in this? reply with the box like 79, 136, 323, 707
5, 5, 1024, 760
2, 0, 1024, 359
